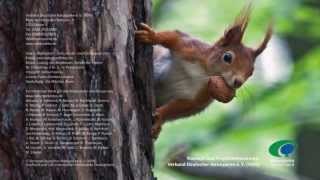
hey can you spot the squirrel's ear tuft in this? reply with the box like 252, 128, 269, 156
216, 4, 252, 46
253, 22, 273, 57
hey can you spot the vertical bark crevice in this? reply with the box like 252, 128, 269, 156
0, 0, 155, 179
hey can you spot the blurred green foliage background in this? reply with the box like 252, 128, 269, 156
151, 0, 320, 179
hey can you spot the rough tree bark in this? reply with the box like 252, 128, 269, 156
0, 0, 155, 179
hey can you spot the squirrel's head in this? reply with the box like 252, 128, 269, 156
208, 5, 272, 89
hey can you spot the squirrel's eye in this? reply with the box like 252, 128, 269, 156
222, 52, 233, 64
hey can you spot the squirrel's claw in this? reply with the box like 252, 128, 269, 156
135, 30, 149, 35
135, 23, 157, 44
151, 111, 163, 139
151, 125, 162, 139
139, 23, 154, 33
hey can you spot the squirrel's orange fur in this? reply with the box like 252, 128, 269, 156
136, 5, 272, 139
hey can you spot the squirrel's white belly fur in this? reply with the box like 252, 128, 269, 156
153, 46, 208, 106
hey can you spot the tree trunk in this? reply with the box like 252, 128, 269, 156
296, 125, 320, 180
0, 0, 155, 179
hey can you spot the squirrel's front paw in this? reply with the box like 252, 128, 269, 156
135, 23, 157, 44
151, 124, 162, 140
151, 111, 163, 139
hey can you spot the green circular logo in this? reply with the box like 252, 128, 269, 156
269, 140, 295, 157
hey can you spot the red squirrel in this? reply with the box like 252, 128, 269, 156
135, 6, 272, 139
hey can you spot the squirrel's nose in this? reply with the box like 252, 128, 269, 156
233, 79, 243, 89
